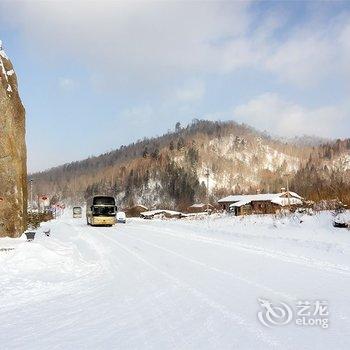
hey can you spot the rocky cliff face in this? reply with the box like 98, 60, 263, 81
0, 40, 27, 237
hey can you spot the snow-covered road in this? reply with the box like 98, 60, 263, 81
1, 213, 350, 349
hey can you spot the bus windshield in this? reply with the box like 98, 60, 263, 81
93, 196, 115, 206
93, 206, 116, 216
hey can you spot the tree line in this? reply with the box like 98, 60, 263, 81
31, 119, 350, 209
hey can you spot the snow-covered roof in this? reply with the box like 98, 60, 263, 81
271, 196, 303, 206
230, 199, 251, 207
219, 191, 302, 204
140, 209, 181, 218
219, 192, 303, 208
189, 203, 206, 208
219, 194, 273, 203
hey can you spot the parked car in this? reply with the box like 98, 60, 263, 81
117, 211, 126, 223
333, 211, 350, 228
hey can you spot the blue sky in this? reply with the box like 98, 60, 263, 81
0, 1, 349, 172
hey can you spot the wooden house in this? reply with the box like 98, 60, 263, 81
218, 191, 303, 216
187, 203, 214, 213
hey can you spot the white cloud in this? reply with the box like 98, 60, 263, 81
3, 1, 349, 90
58, 77, 77, 90
1, 1, 249, 87
233, 93, 348, 138
1, 1, 350, 144
119, 105, 154, 128
338, 21, 350, 77
264, 26, 337, 87
175, 80, 205, 102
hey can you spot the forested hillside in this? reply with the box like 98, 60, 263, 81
291, 139, 350, 204
31, 120, 350, 209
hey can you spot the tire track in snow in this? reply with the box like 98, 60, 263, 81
125, 230, 350, 325
126, 232, 295, 301
131, 224, 350, 277
183, 221, 350, 255
128, 222, 350, 324
60, 221, 118, 270
97, 229, 283, 349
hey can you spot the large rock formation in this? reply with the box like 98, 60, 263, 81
0, 40, 27, 237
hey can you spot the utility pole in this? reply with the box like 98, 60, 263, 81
29, 179, 33, 212
111, 169, 115, 197
205, 168, 210, 212
73, 175, 77, 203
284, 173, 291, 211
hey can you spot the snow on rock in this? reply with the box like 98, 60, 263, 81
0, 40, 9, 59
0, 39, 27, 238
0, 41, 17, 97
0, 41, 9, 82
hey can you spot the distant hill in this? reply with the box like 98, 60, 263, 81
279, 135, 331, 147
31, 119, 350, 209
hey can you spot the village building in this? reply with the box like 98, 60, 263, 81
187, 203, 214, 213
218, 191, 303, 216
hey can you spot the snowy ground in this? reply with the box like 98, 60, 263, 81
1, 211, 350, 349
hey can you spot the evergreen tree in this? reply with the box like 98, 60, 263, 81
177, 137, 185, 151
175, 122, 181, 133
142, 147, 149, 158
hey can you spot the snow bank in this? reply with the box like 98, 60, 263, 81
147, 210, 350, 270
1, 236, 92, 280
0, 220, 106, 309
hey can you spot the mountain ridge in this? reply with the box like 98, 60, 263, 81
31, 119, 350, 208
